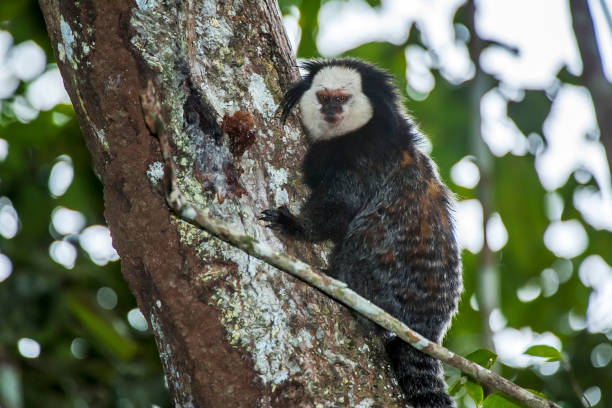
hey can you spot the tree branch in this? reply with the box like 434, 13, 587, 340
570, 0, 612, 169
147, 111, 560, 408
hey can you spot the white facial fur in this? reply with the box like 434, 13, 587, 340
299, 66, 373, 140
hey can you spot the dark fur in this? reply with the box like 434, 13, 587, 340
264, 59, 462, 407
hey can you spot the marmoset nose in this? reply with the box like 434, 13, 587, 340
321, 102, 342, 124
324, 113, 342, 124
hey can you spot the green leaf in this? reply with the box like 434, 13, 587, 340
364, 0, 381, 6
466, 348, 498, 369
482, 392, 523, 408
465, 380, 484, 406
524, 345, 562, 362
64, 293, 138, 360
525, 389, 548, 399
448, 376, 466, 396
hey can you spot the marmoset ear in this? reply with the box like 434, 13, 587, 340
279, 80, 310, 124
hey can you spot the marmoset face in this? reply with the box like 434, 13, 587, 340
299, 66, 373, 140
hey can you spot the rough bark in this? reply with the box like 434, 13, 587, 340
38, 0, 405, 407
159, 165, 560, 408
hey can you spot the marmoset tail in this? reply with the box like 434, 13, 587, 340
261, 59, 462, 407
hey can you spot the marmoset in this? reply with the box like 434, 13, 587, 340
261, 59, 462, 407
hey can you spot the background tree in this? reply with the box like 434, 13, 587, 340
0, 0, 611, 407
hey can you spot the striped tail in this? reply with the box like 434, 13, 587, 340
387, 338, 454, 407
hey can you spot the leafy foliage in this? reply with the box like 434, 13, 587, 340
524, 345, 562, 362
466, 348, 498, 369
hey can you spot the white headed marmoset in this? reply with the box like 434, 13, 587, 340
261, 59, 462, 407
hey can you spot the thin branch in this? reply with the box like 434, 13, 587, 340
145, 106, 560, 407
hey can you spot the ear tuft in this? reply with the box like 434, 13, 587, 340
279, 80, 310, 124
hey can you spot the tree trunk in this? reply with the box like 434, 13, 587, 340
38, 1, 405, 406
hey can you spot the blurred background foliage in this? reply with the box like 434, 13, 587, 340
1, 0, 611, 407
0, 1, 168, 407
